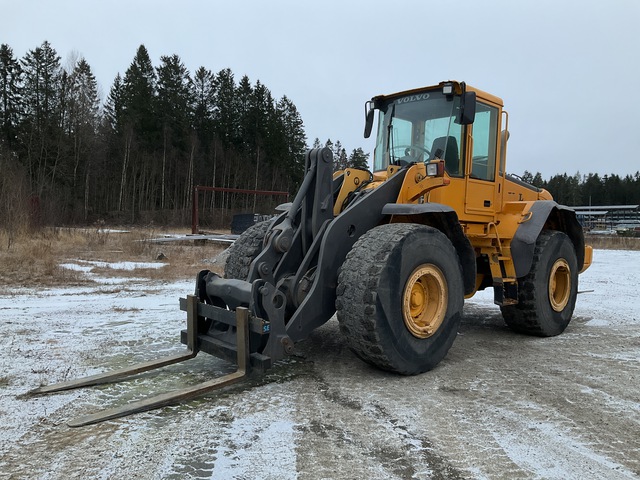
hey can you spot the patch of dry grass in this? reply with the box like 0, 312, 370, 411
0, 227, 226, 288
0, 229, 84, 287
585, 234, 640, 250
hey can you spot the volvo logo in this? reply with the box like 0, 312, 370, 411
396, 93, 430, 104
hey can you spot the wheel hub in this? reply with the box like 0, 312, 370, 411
549, 258, 571, 312
403, 264, 447, 338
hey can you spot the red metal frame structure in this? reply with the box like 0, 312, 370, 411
191, 185, 289, 234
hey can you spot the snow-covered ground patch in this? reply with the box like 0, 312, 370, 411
1, 248, 638, 479
59, 259, 167, 272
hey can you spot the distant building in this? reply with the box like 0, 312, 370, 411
572, 205, 640, 233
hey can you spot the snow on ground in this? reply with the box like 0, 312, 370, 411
60, 259, 168, 271
465, 248, 640, 328
0, 249, 639, 479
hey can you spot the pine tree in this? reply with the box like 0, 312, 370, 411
20, 40, 63, 195
104, 73, 124, 134
0, 44, 22, 148
192, 66, 216, 151
235, 75, 253, 153
213, 68, 237, 148
329, 140, 343, 171
275, 95, 306, 180
156, 54, 193, 209
348, 147, 369, 170
118, 45, 158, 212
247, 80, 271, 197
521, 170, 534, 184
191, 66, 217, 203
121, 44, 157, 147
68, 58, 100, 218
582, 173, 603, 206
532, 172, 544, 188
156, 54, 192, 144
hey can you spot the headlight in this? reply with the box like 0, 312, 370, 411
426, 162, 444, 177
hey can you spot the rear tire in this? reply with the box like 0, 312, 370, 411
224, 220, 271, 280
336, 223, 464, 375
501, 230, 578, 336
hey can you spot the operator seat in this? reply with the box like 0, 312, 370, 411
430, 136, 459, 175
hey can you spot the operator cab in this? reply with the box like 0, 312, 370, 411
366, 81, 500, 184
365, 81, 505, 219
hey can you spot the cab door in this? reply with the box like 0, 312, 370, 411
465, 101, 500, 218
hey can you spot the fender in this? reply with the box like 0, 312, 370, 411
382, 203, 477, 296
512, 200, 585, 277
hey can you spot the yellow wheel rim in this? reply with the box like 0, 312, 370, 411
549, 258, 571, 312
403, 264, 447, 338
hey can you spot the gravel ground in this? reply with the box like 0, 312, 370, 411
0, 249, 638, 479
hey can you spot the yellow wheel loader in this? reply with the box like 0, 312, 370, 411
32, 81, 592, 425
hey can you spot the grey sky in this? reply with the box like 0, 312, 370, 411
4, 0, 640, 178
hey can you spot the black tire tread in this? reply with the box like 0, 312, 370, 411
501, 230, 577, 336
336, 223, 461, 374
336, 224, 409, 371
224, 220, 271, 280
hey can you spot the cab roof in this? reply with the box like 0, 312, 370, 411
372, 81, 504, 108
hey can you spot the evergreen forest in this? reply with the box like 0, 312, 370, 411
1, 41, 639, 232
0, 41, 367, 230
520, 171, 640, 207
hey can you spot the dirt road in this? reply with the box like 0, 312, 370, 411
1, 249, 638, 479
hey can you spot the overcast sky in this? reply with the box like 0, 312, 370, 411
4, 0, 640, 178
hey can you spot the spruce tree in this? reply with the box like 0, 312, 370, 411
0, 44, 22, 148
20, 40, 63, 195
121, 44, 157, 147
192, 66, 216, 151
235, 75, 253, 152
213, 68, 236, 148
104, 73, 124, 135
68, 58, 100, 218
156, 54, 194, 209
119, 45, 158, 212
275, 95, 306, 186
348, 147, 370, 170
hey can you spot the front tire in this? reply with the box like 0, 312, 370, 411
224, 220, 271, 280
501, 230, 578, 336
336, 223, 464, 375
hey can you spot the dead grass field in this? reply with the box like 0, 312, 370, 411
0, 226, 635, 291
0, 227, 226, 290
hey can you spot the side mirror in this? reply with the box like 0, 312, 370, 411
456, 91, 476, 125
364, 101, 375, 138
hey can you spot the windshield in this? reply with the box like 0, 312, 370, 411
372, 91, 463, 176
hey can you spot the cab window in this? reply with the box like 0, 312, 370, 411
372, 92, 463, 176
470, 103, 498, 181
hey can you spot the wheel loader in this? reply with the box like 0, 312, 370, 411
32, 80, 593, 426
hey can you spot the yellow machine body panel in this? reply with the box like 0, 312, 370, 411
362, 80, 591, 299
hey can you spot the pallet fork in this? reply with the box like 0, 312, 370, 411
29, 295, 251, 427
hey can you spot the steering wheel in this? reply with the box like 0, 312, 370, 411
391, 144, 431, 166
